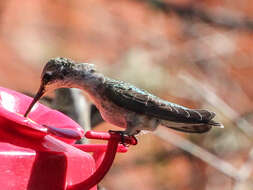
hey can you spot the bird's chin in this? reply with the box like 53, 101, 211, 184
45, 80, 72, 91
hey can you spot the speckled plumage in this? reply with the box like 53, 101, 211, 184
25, 57, 222, 135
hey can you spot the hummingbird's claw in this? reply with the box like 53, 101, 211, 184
108, 130, 137, 146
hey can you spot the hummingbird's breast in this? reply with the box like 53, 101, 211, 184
93, 87, 130, 128
92, 90, 160, 134
97, 98, 129, 128
72, 73, 129, 128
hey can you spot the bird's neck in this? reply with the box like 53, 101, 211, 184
68, 66, 105, 97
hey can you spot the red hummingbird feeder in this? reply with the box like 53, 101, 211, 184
0, 87, 137, 190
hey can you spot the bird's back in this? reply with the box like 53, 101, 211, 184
102, 78, 218, 125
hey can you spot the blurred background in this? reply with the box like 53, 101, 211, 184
1, 0, 253, 189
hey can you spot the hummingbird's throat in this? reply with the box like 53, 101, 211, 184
24, 85, 45, 117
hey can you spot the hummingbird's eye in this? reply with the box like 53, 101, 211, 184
43, 72, 53, 84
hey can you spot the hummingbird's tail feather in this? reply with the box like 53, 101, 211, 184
160, 119, 223, 133
207, 120, 224, 128
192, 109, 216, 121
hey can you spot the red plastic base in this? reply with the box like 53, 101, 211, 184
0, 87, 138, 190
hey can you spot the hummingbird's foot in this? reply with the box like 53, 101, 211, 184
108, 130, 137, 146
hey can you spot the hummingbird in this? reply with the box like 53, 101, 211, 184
24, 57, 222, 136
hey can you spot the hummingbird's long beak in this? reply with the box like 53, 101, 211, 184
24, 85, 45, 117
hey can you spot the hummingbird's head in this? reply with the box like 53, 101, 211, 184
24, 57, 75, 117
24, 57, 96, 117
41, 57, 96, 91
41, 57, 75, 90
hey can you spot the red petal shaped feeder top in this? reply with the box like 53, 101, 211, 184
0, 87, 84, 144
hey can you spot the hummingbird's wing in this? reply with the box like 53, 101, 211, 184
104, 79, 216, 125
